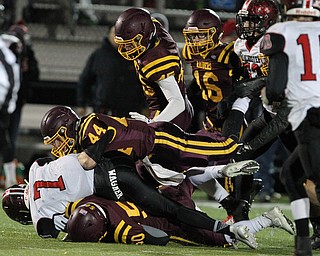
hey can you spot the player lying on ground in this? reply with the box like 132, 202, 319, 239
65, 195, 295, 247
2, 152, 262, 249
2, 184, 295, 248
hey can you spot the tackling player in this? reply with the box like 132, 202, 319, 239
39, 105, 262, 223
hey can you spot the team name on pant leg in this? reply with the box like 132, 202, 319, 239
108, 169, 124, 199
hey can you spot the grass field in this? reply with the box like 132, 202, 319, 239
0, 189, 303, 256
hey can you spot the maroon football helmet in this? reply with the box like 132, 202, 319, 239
236, 0, 278, 40
40, 106, 80, 158
2, 184, 32, 225
183, 9, 223, 56
114, 7, 156, 60
67, 203, 109, 242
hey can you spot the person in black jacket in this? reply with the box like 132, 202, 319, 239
7, 21, 39, 158
77, 26, 146, 117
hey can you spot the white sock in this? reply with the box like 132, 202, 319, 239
195, 179, 229, 202
3, 161, 16, 188
232, 215, 271, 234
204, 165, 226, 178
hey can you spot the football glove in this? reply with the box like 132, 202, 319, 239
234, 77, 267, 99
233, 143, 254, 161
129, 112, 152, 123
53, 213, 68, 232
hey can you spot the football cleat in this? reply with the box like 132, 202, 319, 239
294, 236, 312, 256
223, 215, 235, 225
248, 178, 264, 205
230, 200, 250, 222
219, 160, 260, 178
220, 196, 250, 222
263, 206, 295, 235
230, 224, 257, 249
311, 234, 320, 250
311, 220, 320, 249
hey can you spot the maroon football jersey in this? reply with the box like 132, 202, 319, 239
67, 195, 227, 246
182, 41, 242, 130
76, 113, 237, 170
77, 113, 155, 160
133, 21, 193, 130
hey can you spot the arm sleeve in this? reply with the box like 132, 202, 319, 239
152, 75, 185, 122
248, 100, 291, 150
266, 52, 288, 103
260, 32, 288, 103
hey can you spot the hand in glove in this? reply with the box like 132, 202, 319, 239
53, 213, 68, 232
129, 112, 152, 123
233, 143, 254, 162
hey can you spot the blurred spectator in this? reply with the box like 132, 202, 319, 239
73, 0, 98, 25
2, 0, 15, 30
0, 31, 20, 188
77, 26, 146, 117
221, 18, 237, 43
23, 0, 74, 38
7, 21, 39, 159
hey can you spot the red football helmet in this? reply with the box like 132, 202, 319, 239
67, 203, 109, 242
40, 106, 80, 158
114, 8, 156, 60
2, 184, 32, 225
236, 0, 278, 40
183, 9, 223, 56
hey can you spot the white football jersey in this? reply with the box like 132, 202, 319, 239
266, 21, 320, 130
28, 154, 94, 231
234, 37, 268, 78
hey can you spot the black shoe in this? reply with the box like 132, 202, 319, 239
220, 196, 250, 222
311, 234, 320, 250
231, 200, 250, 222
311, 220, 320, 250
248, 178, 264, 205
294, 236, 312, 256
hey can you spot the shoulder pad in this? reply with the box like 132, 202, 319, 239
217, 42, 235, 64
181, 44, 192, 61
260, 33, 285, 56
35, 157, 54, 166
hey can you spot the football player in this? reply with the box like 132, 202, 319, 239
182, 9, 245, 134
234, 0, 279, 126
2, 153, 261, 248
260, 0, 320, 254
39, 105, 262, 223
114, 8, 193, 131
65, 195, 294, 247
181, 8, 260, 222
2, 180, 295, 248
